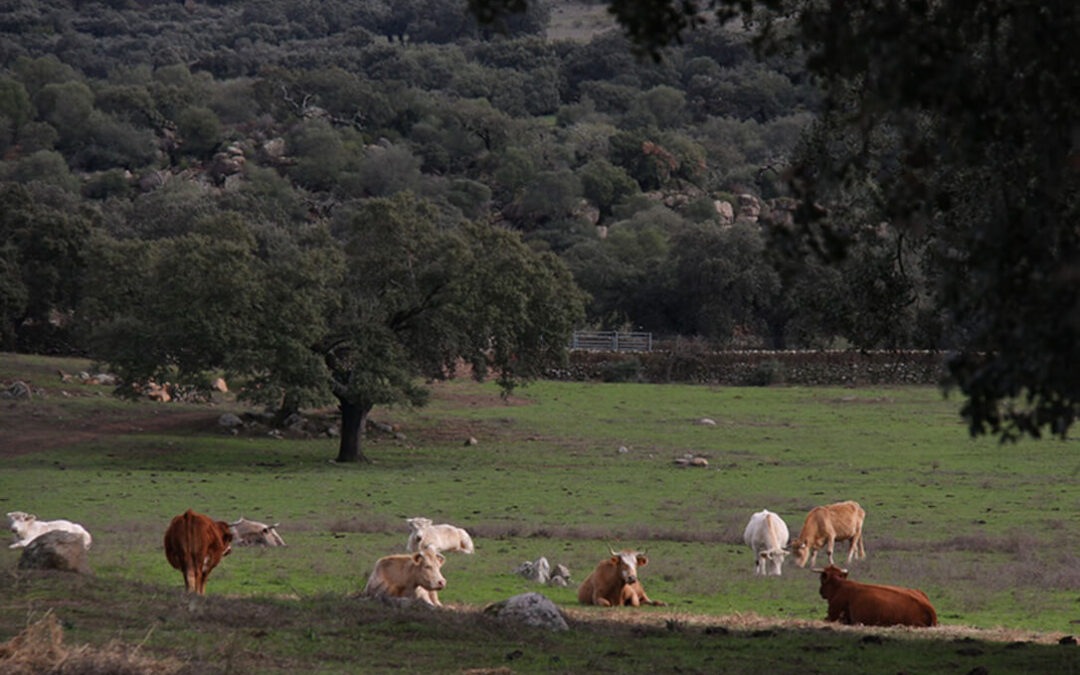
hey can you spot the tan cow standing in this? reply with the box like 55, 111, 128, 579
789, 500, 866, 568
362, 548, 447, 607
163, 509, 233, 595
577, 549, 665, 607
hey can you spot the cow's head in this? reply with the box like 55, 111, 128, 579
6, 511, 34, 537
406, 517, 433, 532
813, 564, 847, 598
760, 548, 789, 575
788, 538, 811, 568
412, 548, 447, 591
609, 548, 648, 585
215, 521, 234, 558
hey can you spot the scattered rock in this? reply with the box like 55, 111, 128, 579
218, 413, 243, 429
674, 453, 709, 467
695, 418, 717, 426
145, 382, 171, 402
465, 436, 478, 446
211, 377, 228, 392
514, 557, 550, 584
616, 446, 629, 455
485, 593, 568, 631
393, 432, 407, 441
368, 419, 395, 434
2, 381, 32, 400
18, 531, 92, 575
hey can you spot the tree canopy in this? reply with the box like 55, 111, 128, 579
2, 0, 1073, 442
469, 0, 1080, 440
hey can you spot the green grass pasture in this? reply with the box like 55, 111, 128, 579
1, 354, 1079, 673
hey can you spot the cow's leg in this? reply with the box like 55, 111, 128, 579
826, 535, 836, 565
825, 601, 845, 623
593, 593, 612, 607
184, 568, 197, 593
637, 590, 665, 606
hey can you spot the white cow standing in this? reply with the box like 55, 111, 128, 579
743, 509, 789, 576
7, 511, 93, 550
405, 517, 474, 554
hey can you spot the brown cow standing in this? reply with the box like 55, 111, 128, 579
577, 549, 665, 607
789, 500, 866, 568
362, 548, 447, 607
816, 565, 937, 627
163, 509, 233, 595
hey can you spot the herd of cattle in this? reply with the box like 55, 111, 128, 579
7, 499, 938, 628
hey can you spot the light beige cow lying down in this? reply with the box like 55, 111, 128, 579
405, 517, 474, 554
7, 511, 92, 550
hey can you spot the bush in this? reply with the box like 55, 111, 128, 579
599, 356, 642, 382
748, 359, 784, 386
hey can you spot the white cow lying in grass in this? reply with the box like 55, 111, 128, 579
405, 517, 474, 554
7, 511, 92, 550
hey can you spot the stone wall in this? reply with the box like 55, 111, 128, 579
548, 350, 947, 386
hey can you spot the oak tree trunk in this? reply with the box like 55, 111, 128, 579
335, 396, 373, 463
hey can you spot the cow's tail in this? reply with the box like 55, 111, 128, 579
460, 532, 475, 554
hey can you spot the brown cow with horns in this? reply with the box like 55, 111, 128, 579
163, 509, 233, 595
815, 564, 938, 627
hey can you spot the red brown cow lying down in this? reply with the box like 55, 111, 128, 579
816, 565, 937, 627
362, 548, 447, 607
577, 549, 665, 607
790, 500, 866, 568
163, 509, 233, 595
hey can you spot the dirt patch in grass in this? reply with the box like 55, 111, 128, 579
0, 404, 218, 458
558, 607, 1073, 646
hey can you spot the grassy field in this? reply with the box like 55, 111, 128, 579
1, 353, 1079, 673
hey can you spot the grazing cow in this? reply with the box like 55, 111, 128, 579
743, 509, 790, 576
816, 565, 938, 627
7, 511, 92, 550
789, 500, 866, 568
577, 549, 665, 607
362, 548, 447, 607
229, 517, 286, 546
163, 510, 233, 595
405, 517, 474, 554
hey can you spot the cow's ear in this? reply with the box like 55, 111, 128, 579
436, 553, 446, 565
412, 552, 424, 564
637, 555, 648, 567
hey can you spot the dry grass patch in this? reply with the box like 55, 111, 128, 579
0, 612, 181, 675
